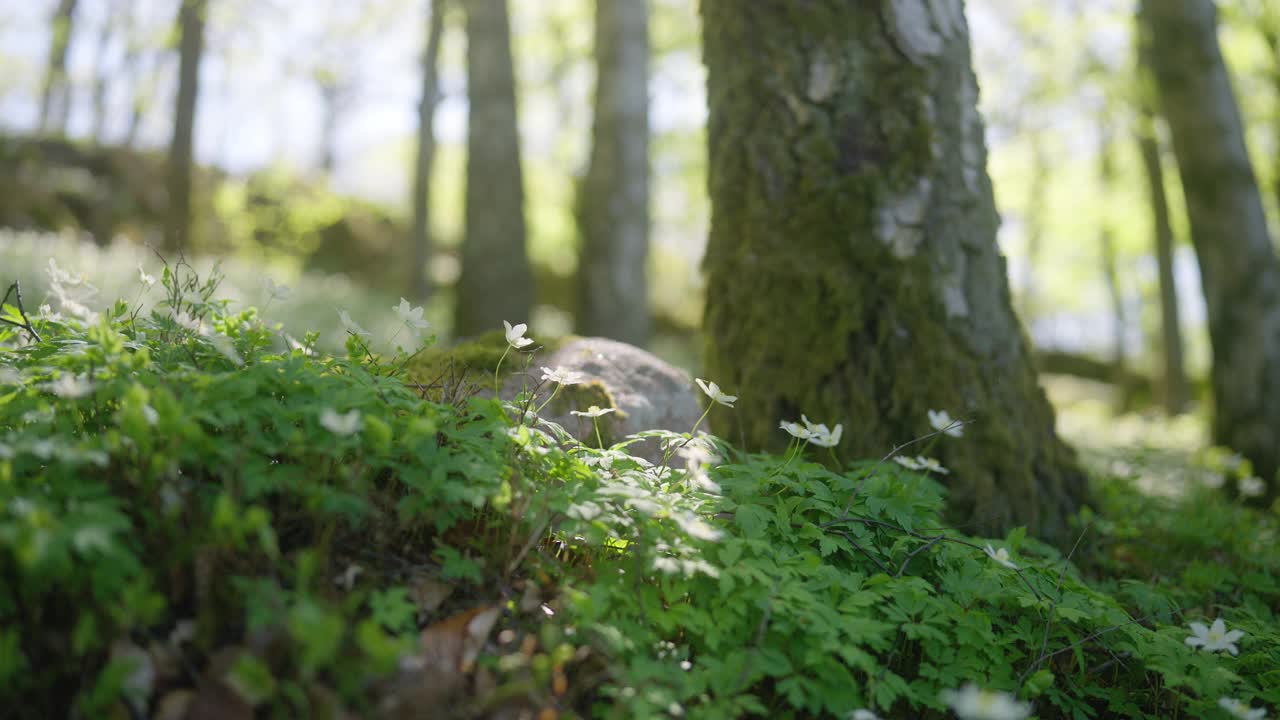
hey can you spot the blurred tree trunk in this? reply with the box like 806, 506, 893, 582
316, 75, 343, 176
122, 51, 153, 148
454, 0, 532, 337
38, 0, 79, 135
1136, 113, 1190, 415
1019, 132, 1048, 325
1141, 0, 1280, 496
575, 0, 651, 345
410, 0, 447, 300
121, 19, 156, 150
1255, 10, 1280, 220
1096, 120, 1131, 412
90, 0, 124, 144
163, 0, 207, 252
1135, 30, 1189, 416
700, 1, 1086, 541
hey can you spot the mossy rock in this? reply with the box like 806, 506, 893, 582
406, 335, 701, 457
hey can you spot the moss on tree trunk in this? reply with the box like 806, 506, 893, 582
700, 0, 1087, 542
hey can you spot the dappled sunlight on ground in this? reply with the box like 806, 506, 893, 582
0, 231, 445, 354
1045, 374, 1212, 498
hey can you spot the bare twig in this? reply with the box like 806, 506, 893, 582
897, 535, 944, 577
1020, 520, 1092, 684
821, 514, 1044, 601
733, 581, 779, 693
0, 282, 43, 343
840, 418, 971, 516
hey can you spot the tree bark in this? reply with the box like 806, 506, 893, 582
316, 76, 342, 176
454, 0, 533, 338
1140, 0, 1280, 496
38, 0, 79, 135
1255, 9, 1280, 222
1095, 119, 1131, 412
576, 0, 651, 346
700, 0, 1087, 541
1134, 30, 1189, 416
163, 0, 207, 252
410, 0, 447, 300
1019, 132, 1048, 324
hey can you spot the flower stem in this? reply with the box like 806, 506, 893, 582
535, 384, 562, 415
689, 405, 712, 437
592, 418, 604, 449
494, 346, 510, 394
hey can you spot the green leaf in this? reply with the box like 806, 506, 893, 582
735, 504, 771, 539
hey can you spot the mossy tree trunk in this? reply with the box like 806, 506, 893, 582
1141, 0, 1280, 497
576, 0, 651, 346
700, 0, 1087, 541
163, 0, 206, 252
454, 0, 533, 338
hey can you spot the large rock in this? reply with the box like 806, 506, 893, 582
509, 337, 704, 461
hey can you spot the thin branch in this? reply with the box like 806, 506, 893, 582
0, 282, 43, 343
897, 535, 944, 577
1021, 520, 1091, 684
840, 419, 971, 516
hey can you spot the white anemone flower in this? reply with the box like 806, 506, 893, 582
695, 378, 737, 408
504, 320, 533, 349
780, 420, 811, 441
138, 266, 157, 288
571, 405, 615, 419
918, 456, 949, 475
46, 373, 94, 399
264, 272, 294, 298
1238, 476, 1266, 498
894, 455, 924, 470
849, 710, 881, 720
1218, 697, 1267, 720
983, 544, 1018, 570
807, 423, 844, 448
541, 367, 584, 386
793, 415, 842, 447
393, 298, 430, 331
263, 276, 291, 301
941, 684, 1031, 720
338, 310, 371, 338
172, 310, 204, 333
1185, 618, 1244, 656
928, 409, 963, 437
320, 408, 363, 437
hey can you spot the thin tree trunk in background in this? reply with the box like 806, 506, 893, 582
1019, 132, 1048, 325
38, 0, 79, 135
454, 0, 532, 338
163, 0, 207, 252
1135, 25, 1189, 416
1096, 120, 1130, 412
90, 0, 121, 144
122, 53, 150, 148
410, 0, 447, 300
576, 0, 651, 345
1141, 0, 1280, 497
701, 1, 1086, 542
1258, 20, 1280, 222
317, 79, 341, 176
121, 23, 152, 149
